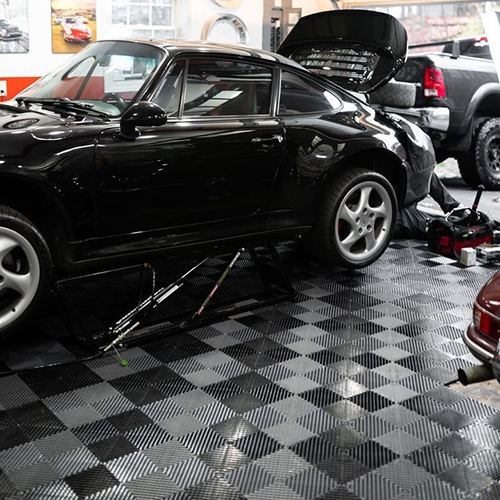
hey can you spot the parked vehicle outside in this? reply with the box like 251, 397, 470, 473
371, 35, 500, 190
464, 271, 500, 364
0, 10, 435, 336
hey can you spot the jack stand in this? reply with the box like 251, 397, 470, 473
55, 240, 297, 354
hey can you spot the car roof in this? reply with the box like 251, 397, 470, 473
95, 38, 305, 70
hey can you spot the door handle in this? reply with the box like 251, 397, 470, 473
251, 134, 284, 144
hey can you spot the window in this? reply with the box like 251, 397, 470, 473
151, 61, 185, 117
279, 71, 341, 115
19, 41, 164, 117
111, 0, 175, 38
183, 60, 272, 117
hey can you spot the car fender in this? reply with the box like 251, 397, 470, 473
456, 83, 500, 148
0, 171, 76, 261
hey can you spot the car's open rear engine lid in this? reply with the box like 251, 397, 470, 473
277, 10, 408, 93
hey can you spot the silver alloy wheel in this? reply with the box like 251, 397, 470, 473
334, 180, 393, 263
0, 227, 40, 331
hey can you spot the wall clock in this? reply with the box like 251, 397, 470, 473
213, 0, 245, 7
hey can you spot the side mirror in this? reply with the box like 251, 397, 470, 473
120, 101, 167, 138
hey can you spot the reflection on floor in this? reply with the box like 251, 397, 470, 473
1, 241, 500, 500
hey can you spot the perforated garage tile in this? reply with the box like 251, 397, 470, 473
0, 240, 500, 499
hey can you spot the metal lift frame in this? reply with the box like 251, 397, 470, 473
54, 240, 297, 354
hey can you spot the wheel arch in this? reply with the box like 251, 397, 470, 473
326, 148, 407, 208
0, 175, 75, 265
457, 84, 500, 150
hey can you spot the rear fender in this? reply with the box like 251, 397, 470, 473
324, 148, 407, 208
454, 83, 500, 150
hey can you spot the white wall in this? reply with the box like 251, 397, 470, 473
0, 0, 333, 78
293, 0, 335, 16
1, 0, 264, 78
0, 0, 110, 77
175, 0, 264, 48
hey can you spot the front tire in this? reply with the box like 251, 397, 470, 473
0, 206, 52, 336
311, 168, 398, 268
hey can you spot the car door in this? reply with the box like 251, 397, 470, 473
94, 57, 285, 239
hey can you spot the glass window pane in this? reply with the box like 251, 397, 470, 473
153, 29, 175, 38
131, 28, 153, 37
152, 6, 171, 26
151, 61, 185, 117
20, 41, 164, 117
129, 4, 150, 25
279, 71, 341, 115
112, 0, 128, 25
183, 60, 272, 117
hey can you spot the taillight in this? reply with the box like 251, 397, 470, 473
473, 36, 488, 44
424, 67, 446, 98
474, 304, 500, 341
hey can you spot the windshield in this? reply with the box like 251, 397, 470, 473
18, 41, 165, 117
0, 20, 8, 26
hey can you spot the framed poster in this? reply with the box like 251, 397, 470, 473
51, 0, 96, 54
0, 0, 29, 54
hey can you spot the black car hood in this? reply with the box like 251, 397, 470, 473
277, 10, 408, 93
0, 104, 74, 154
0, 105, 69, 135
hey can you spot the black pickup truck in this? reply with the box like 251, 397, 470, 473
371, 36, 500, 190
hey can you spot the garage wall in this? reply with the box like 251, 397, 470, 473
0, 0, 109, 98
293, 0, 335, 16
0, 0, 334, 99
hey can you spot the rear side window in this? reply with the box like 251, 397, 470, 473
183, 59, 272, 117
279, 71, 341, 115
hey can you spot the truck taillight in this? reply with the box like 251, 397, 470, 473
424, 67, 446, 98
474, 304, 500, 341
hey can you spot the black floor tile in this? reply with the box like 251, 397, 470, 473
0, 241, 497, 500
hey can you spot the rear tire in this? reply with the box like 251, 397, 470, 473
311, 168, 398, 268
474, 117, 500, 190
0, 206, 52, 337
457, 151, 480, 188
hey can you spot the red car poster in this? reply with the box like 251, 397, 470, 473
51, 0, 96, 53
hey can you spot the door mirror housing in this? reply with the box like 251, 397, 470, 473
120, 101, 167, 138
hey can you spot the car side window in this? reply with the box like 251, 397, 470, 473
150, 60, 186, 117
279, 71, 341, 115
183, 59, 272, 117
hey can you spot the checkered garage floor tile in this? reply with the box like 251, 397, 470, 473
1, 240, 500, 500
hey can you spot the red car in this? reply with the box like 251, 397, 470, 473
464, 271, 500, 364
62, 17, 91, 42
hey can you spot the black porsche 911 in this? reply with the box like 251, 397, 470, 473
0, 10, 434, 335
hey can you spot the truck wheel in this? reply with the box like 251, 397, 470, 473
474, 118, 500, 190
311, 168, 397, 268
0, 206, 52, 337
